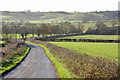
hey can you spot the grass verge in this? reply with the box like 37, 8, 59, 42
1, 46, 30, 76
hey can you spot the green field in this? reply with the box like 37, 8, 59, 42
1, 16, 11, 18
50, 42, 118, 62
0, 34, 38, 39
0, 41, 5, 43
56, 35, 118, 40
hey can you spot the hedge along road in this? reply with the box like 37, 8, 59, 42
4, 43, 57, 78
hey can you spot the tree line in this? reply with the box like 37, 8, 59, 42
2, 21, 84, 41
2, 21, 118, 42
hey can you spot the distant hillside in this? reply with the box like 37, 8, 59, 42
1, 11, 118, 23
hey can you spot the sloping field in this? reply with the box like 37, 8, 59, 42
50, 42, 118, 62
0, 41, 5, 43
56, 35, 118, 40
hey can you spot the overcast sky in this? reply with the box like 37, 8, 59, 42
0, 0, 119, 12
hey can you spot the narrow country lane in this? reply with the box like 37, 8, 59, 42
4, 43, 57, 78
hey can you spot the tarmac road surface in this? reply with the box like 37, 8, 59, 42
4, 43, 57, 78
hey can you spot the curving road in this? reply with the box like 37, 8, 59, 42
4, 43, 57, 78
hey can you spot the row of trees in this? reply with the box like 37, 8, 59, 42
2, 21, 84, 41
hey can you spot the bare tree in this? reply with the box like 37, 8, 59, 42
35, 25, 42, 37
2, 22, 10, 42
41, 24, 50, 37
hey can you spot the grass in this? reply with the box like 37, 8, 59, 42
0, 41, 5, 43
1, 46, 30, 75
50, 42, 118, 62
56, 35, 118, 40
29, 20, 50, 23
1, 16, 11, 18
26, 41, 75, 78
84, 22, 97, 31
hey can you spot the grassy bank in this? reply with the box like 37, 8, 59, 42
26, 41, 75, 78
50, 42, 118, 62
1, 46, 30, 75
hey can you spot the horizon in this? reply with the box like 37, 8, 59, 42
1, 10, 118, 13
0, 0, 119, 12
